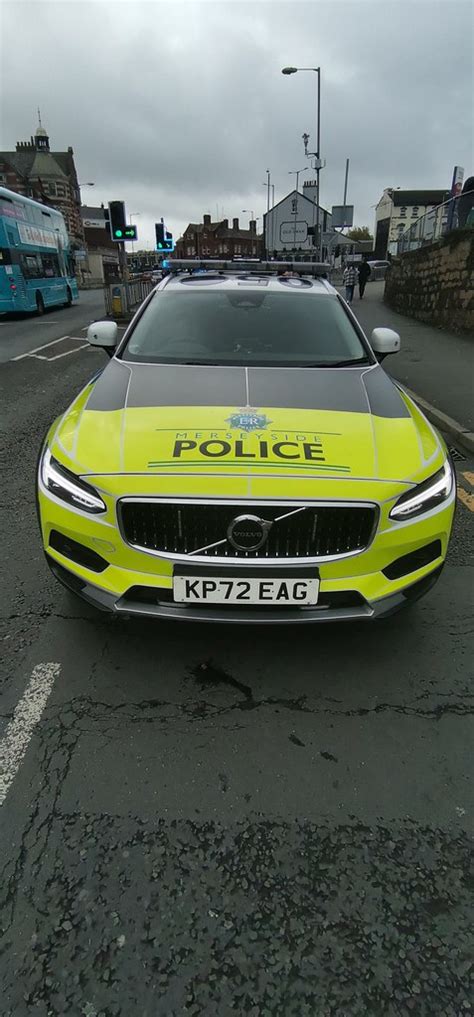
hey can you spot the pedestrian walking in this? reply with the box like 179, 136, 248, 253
358, 255, 371, 299
343, 263, 357, 303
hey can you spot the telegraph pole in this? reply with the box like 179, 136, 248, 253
343, 158, 350, 209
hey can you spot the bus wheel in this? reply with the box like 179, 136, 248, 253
36, 294, 45, 316
64, 287, 72, 308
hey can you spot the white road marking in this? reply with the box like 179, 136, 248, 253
45, 343, 90, 361
0, 662, 60, 806
12, 335, 71, 360
12, 335, 90, 363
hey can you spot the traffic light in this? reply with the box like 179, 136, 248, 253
109, 201, 126, 241
155, 222, 174, 251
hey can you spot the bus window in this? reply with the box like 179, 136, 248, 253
21, 253, 43, 278
42, 254, 60, 277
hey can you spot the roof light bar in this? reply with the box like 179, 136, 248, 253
167, 259, 330, 277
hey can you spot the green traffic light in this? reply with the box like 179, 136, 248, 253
115, 229, 123, 238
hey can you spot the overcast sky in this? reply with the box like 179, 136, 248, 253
1, 0, 472, 249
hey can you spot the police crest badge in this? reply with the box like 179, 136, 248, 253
226, 410, 272, 432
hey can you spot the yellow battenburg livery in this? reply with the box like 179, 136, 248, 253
38, 261, 455, 622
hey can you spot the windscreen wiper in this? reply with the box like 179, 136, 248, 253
302, 357, 371, 368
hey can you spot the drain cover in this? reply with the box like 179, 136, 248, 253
448, 445, 467, 462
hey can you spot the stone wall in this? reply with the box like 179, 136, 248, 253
384, 229, 474, 334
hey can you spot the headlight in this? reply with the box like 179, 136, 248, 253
390, 461, 453, 520
40, 447, 106, 514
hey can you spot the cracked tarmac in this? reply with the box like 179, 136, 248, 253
1, 320, 473, 1015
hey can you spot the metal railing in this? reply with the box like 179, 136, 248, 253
104, 275, 156, 317
396, 191, 474, 255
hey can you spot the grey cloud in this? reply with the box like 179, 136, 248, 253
1, 0, 472, 247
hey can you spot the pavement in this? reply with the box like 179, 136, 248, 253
1, 289, 473, 1016
346, 281, 474, 450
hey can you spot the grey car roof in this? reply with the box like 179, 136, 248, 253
159, 273, 336, 295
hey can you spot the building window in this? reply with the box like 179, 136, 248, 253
235, 244, 241, 254
187, 245, 194, 256
187, 231, 194, 240
399, 207, 407, 217
411, 206, 419, 217
0, 173, 6, 184
56, 184, 66, 197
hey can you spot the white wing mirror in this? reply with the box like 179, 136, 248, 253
87, 320, 118, 350
371, 327, 401, 359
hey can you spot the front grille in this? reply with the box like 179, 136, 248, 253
119, 501, 377, 560
121, 586, 367, 610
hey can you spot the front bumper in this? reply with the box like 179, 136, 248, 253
39, 477, 455, 621
46, 554, 444, 622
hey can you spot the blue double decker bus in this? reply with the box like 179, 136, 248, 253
0, 186, 78, 315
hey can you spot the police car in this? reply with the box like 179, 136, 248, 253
37, 259, 455, 622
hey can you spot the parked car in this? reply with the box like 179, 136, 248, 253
368, 260, 391, 280
38, 259, 455, 623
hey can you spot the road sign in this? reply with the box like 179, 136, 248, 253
280, 221, 308, 244
331, 205, 354, 228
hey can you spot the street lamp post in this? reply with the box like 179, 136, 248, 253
261, 173, 272, 256
242, 210, 257, 256
282, 66, 322, 260
78, 182, 95, 206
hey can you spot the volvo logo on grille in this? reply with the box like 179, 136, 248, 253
227, 514, 273, 552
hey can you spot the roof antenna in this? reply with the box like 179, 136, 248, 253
37, 107, 42, 127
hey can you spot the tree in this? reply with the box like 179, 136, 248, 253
346, 226, 373, 242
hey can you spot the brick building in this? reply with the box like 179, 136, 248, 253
0, 119, 84, 247
175, 214, 263, 259
80, 205, 119, 284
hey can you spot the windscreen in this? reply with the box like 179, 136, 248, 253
122, 288, 371, 367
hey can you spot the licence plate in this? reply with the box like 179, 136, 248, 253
173, 575, 319, 605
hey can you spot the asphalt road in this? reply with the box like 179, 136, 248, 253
1, 294, 473, 1017
0, 288, 107, 364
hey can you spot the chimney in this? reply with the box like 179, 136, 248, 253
249, 220, 256, 233
233, 217, 239, 230
222, 218, 228, 228
203, 213, 211, 226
